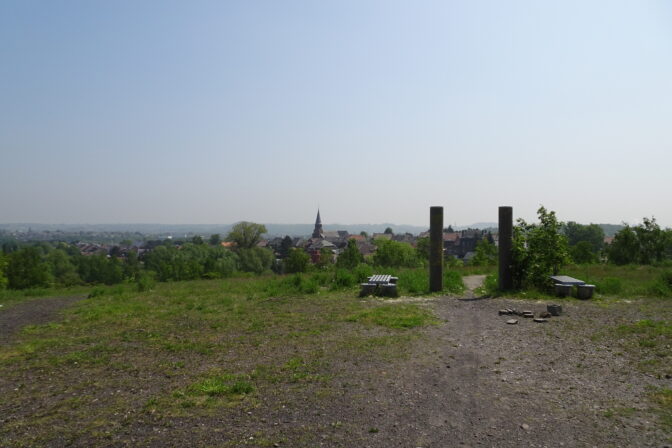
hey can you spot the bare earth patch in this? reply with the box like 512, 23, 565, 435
0, 296, 84, 346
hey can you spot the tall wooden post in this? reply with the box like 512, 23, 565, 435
498, 206, 513, 291
429, 206, 443, 292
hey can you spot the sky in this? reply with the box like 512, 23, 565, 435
1, 0, 671, 228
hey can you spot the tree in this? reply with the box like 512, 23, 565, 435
45, 249, 81, 286
284, 248, 310, 274
316, 247, 334, 269
336, 239, 364, 269
511, 206, 570, 289
0, 253, 8, 290
415, 237, 430, 264
208, 234, 221, 246
372, 240, 419, 268
607, 217, 670, 265
279, 235, 294, 259
384, 227, 393, 235
471, 238, 497, 266
226, 222, 267, 249
7, 247, 51, 289
570, 241, 598, 264
237, 247, 274, 274
191, 235, 205, 245
563, 222, 604, 254
359, 231, 368, 238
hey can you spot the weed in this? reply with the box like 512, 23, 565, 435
346, 304, 437, 329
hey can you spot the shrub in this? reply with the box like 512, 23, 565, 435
372, 240, 419, 268
333, 269, 356, 289
284, 248, 310, 274
353, 263, 373, 283
443, 270, 464, 294
398, 270, 428, 295
136, 271, 157, 292
596, 277, 623, 295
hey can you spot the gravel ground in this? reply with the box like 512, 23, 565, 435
0, 284, 669, 447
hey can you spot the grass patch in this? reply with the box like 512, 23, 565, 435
346, 304, 437, 329
191, 373, 254, 397
0, 276, 429, 444
649, 388, 672, 432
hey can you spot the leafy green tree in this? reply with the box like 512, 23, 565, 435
511, 206, 570, 289
336, 239, 364, 269
77, 255, 123, 285
226, 222, 267, 249
384, 227, 393, 234
204, 247, 238, 278
209, 234, 221, 246
570, 241, 598, 264
607, 225, 638, 265
471, 238, 497, 266
284, 248, 310, 274
563, 222, 604, 254
372, 240, 419, 268
415, 237, 430, 264
123, 251, 141, 280
279, 235, 294, 259
360, 231, 368, 238
7, 247, 51, 289
316, 247, 334, 269
634, 217, 667, 264
237, 247, 274, 274
191, 235, 205, 245
0, 253, 8, 290
46, 249, 81, 286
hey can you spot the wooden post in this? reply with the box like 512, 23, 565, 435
429, 206, 443, 292
498, 206, 513, 291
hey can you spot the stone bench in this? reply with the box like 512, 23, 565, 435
550, 275, 595, 299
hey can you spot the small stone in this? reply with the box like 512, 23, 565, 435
533, 318, 548, 323
498, 310, 510, 315
521, 423, 530, 431
523, 313, 534, 318
540, 311, 551, 318
506, 319, 518, 325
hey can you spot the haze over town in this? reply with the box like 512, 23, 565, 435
1, 1, 671, 227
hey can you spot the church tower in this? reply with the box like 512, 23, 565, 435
312, 209, 324, 239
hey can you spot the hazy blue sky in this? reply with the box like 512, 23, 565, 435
1, 1, 671, 227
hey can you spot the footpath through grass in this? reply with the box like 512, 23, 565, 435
0, 274, 440, 446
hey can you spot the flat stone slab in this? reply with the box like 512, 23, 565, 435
506, 319, 518, 325
550, 275, 586, 285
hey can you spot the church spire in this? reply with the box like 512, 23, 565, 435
312, 209, 324, 239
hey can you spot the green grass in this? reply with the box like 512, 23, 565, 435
0, 275, 438, 445
649, 388, 672, 433
564, 264, 672, 298
346, 304, 438, 329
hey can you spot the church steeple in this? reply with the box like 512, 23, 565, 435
312, 209, 324, 239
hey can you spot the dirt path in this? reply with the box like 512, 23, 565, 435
462, 275, 487, 298
0, 296, 84, 346
331, 295, 669, 447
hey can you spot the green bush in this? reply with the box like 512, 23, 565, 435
136, 271, 157, 292
595, 277, 623, 295
353, 263, 373, 283
443, 270, 465, 294
397, 270, 428, 294
333, 269, 356, 289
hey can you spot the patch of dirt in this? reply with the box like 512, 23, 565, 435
0, 296, 84, 346
462, 274, 487, 298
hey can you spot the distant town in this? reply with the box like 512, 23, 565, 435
0, 210, 624, 267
